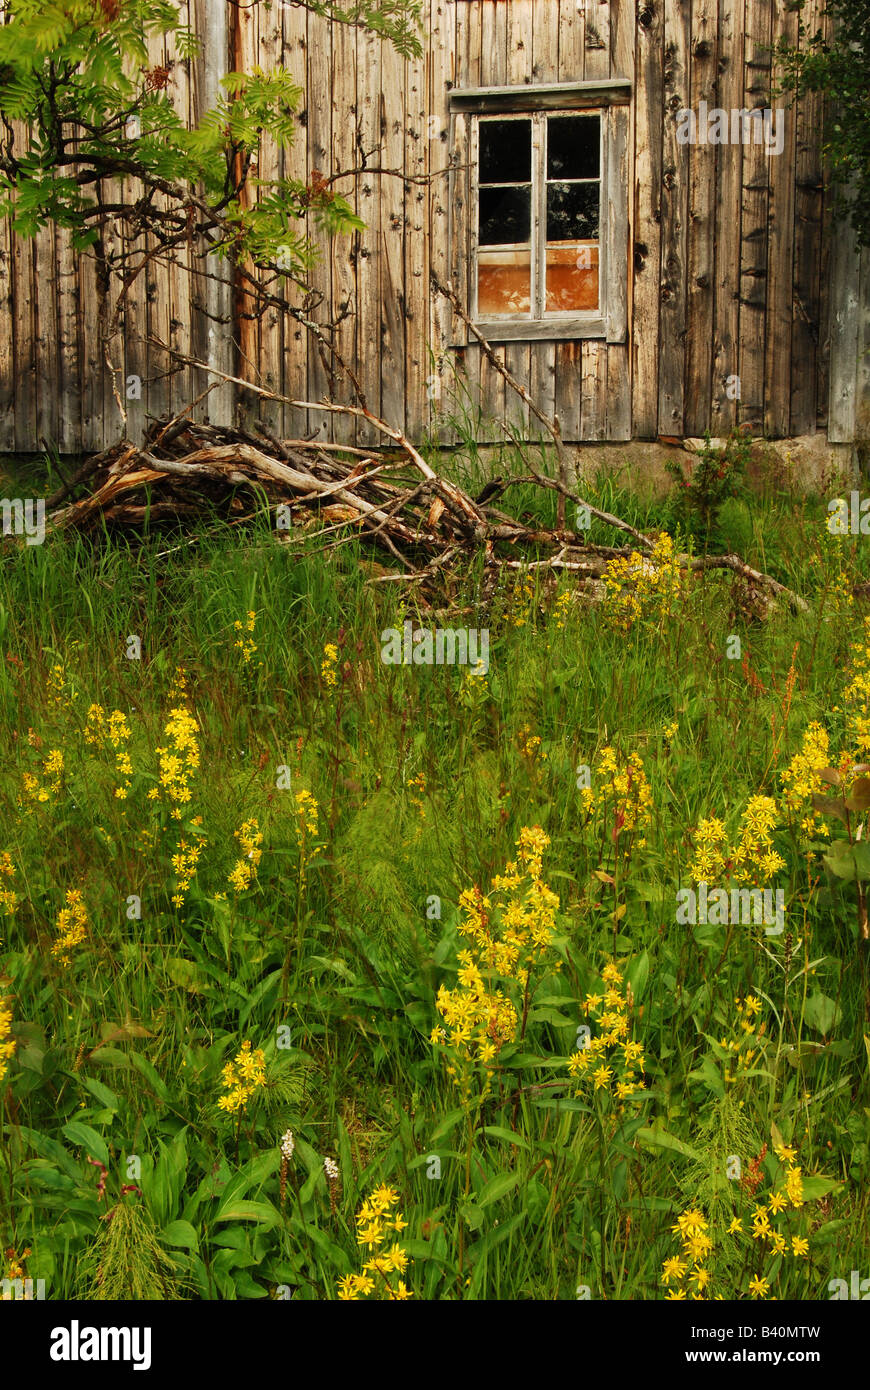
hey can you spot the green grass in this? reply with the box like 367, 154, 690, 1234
0, 451, 869, 1301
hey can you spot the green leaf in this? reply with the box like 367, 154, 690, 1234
800, 1175, 842, 1201
635, 1124, 702, 1162
477, 1171, 520, 1207
61, 1121, 109, 1166
430, 1107, 466, 1143
128, 1051, 169, 1101
215, 1200, 281, 1229
482, 1125, 532, 1151
526, 1006, 574, 1026
846, 777, 870, 811
804, 991, 841, 1035
852, 842, 870, 880
161, 1220, 199, 1250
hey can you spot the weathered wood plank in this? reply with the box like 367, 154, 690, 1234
165, 3, 194, 424
256, 0, 285, 437
857, 249, 870, 442
502, 1, 534, 441
611, 0, 635, 80
790, 0, 823, 434
828, 200, 861, 442
605, 102, 629, 343
281, 6, 310, 441
554, 340, 581, 442
631, 0, 663, 438
532, 0, 558, 84
683, 0, 717, 436
307, 14, 333, 439
143, 21, 173, 433
584, 0, 611, 82
56, 227, 80, 453
190, 0, 234, 427
404, 22, 428, 441
0, 204, 12, 451
763, 0, 798, 437
710, 0, 741, 434
481, 1, 508, 88
606, 342, 632, 440
428, 0, 454, 441
558, 0, 585, 82
356, 24, 382, 443
12, 215, 37, 452
737, 0, 772, 434
657, 0, 690, 435
35, 226, 59, 448
581, 338, 608, 439
380, 36, 407, 433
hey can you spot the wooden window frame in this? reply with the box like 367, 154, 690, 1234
448, 81, 630, 346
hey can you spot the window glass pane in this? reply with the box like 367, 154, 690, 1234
479, 119, 532, 184
546, 182, 599, 242
477, 249, 531, 317
547, 114, 600, 180
479, 185, 531, 246
545, 243, 599, 313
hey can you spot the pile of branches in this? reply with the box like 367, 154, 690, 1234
44, 402, 806, 613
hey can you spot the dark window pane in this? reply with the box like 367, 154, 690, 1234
479, 185, 531, 246
546, 114, 600, 181
479, 119, 532, 184
546, 182, 599, 242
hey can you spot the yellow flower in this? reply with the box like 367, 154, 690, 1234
661, 1257, 687, 1286
748, 1276, 770, 1298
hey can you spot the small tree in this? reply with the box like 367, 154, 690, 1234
775, 0, 870, 247
0, 0, 423, 403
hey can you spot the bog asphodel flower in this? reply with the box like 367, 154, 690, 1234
227, 819, 262, 895
51, 889, 89, 966
432, 827, 561, 1106
568, 960, 646, 1105
234, 611, 258, 665
337, 1186, 414, 1300
217, 1040, 267, 1114
0, 997, 15, 1084
154, 707, 200, 819
321, 643, 339, 689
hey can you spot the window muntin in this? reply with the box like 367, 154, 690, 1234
475, 110, 603, 323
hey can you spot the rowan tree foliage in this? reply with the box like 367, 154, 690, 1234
776, 0, 870, 248
0, 0, 423, 304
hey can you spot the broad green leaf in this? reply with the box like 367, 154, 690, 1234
61, 1121, 109, 1166
161, 1220, 199, 1250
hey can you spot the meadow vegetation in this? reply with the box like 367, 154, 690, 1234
1, 434, 869, 1300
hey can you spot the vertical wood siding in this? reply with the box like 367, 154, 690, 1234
0, 0, 864, 450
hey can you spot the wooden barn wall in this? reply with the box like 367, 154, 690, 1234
0, 0, 866, 452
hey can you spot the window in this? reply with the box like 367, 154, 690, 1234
476, 113, 603, 322
449, 82, 630, 344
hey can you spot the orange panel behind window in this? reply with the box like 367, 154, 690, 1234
545, 242, 599, 313
477, 249, 531, 317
